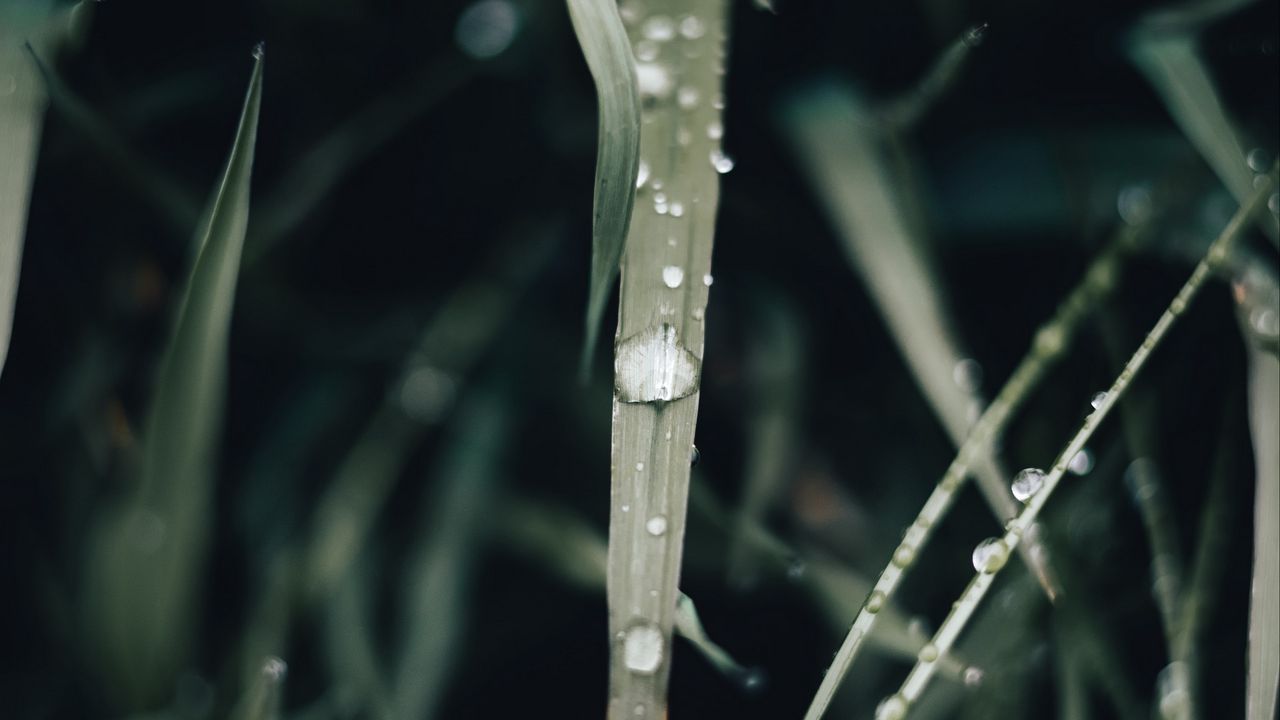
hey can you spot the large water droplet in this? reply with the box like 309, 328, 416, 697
875, 694, 908, 720
642, 15, 675, 41
1090, 391, 1108, 410
662, 266, 685, 288
1068, 449, 1094, 475
646, 516, 668, 536
702, 273, 714, 287
1011, 468, 1046, 502
709, 149, 735, 174
614, 324, 701, 403
972, 537, 1009, 573
454, 0, 520, 59
623, 623, 664, 674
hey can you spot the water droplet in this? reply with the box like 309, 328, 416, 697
866, 590, 886, 613
633, 703, 646, 716
692, 307, 705, 320
677, 86, 700, 110
918, 644, 939, 663
1068, 449, 1094, 475
891, 544, 915, 568
1090, 391, 1108, 410
636, 62, 673, 101
1118, 185, 1153, 225
1251, 307, 1279, 337
1157, 661, 1191, 720
964, 22, 989, 46
972, 537, 1009, 573
623, 623, 664, 674
702, 273, 714, 287
963, 666, 985, 687
678, 15, 706, 39
262, 656, 288, 680
1269, 192, 1279, 216
1011, 468, 1046, 502
1247, 148, 1271, 173
1254, 174, 1270, 190
1035, 325, 1065, 354
690, 445, 700, 465
252, 42, 266, 60
875, 694, 908, 720
642, 15, 675, 41
709, 149, 735, 174
634, 39, 659, 62
706, 121, 724, 140
786, 558, 807, 579
662, 266, 685, 288
669, 202, 684, 217
614, 324, 701, 403
399, 365, 457, 423
646, 516, 668, 536
952, 358, 983, 392
736, 666, 766, 693
636, 160, 650, 189
454, 0, 520, 59
635, 462, 645, 471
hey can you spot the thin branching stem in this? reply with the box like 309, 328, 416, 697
803, 227, 1135, 720
891, 167, 1276, 715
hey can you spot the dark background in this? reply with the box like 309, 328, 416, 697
2, 0, 1277, 717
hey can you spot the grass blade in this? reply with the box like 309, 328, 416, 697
565, 0, 641, 377
0, 2, 54, 376
83, 47, 262, 707
606, 2, 728, 717
887, 168, 1276, 716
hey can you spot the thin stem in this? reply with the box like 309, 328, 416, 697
885, 22, 989, 130
803, 228, 1134, 720
893, 167, 1276, 714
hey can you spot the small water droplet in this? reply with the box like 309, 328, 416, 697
692, 307, 705, 320
646, 516, 668, 536
635, 462, 645, 471
918, 643, 939, 663
866, 590, 886, 613
1035, 326, 1065, 354
677, 86, 700, 110
678, 15, 706, 39
875, 694, 908, 720
1247, 148, 1271, 173
634, 39, 659, 62
702, 273, 714, 287
635, 160, 650, 189
1118, 185, 1153, 225
1090, 391, 1108, 410
399, 365, 457, 423
662, 266, 684, 288
262, 656, 288, 681
1068, 449, 1094, 475
972, 537, 1009, 573
633, 704, 645, 716
892, 544, 915, 568
786, 557, 807, 579
623, 623, 664, 674
642, 15, 675, 41
709, 149, 735, 174
669, 202, 684, 217
736, 666, 766, 693
621, 504, 631, 512
963, 666, 985, 687
636, 62, 673, 101
690, 445, 700, 465
706, 121, 724, 140
1011, 468, 1046, 502
1251, 307, 1279, 337
454, 1, 520, 59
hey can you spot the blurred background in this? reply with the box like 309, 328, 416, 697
1, 0, 1278, 718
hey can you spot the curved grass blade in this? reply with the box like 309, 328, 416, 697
565, 0, 640, 378
83, 47, 263, 707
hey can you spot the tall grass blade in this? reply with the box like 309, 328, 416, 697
0, 1, 54, 377
1242, 309, 1279, 720
888, 168, 1276, 715
606, 2, 728, 716
565, 0, 640, 377
83, 47, 263, 707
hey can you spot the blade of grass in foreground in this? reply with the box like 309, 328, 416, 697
0, 1, 54, 377
83, 47, 262, 707
883, 168, 1276, 719
605, 2, 729, 717
565, 0, 640, 378
801, 226, 1134, 720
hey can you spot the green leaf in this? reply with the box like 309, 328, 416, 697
84, 47, 263, 707
564, 0, 640, 378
